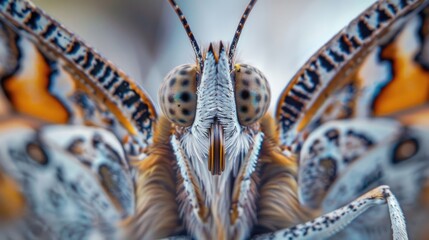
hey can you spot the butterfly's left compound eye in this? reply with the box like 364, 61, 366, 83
159, 64, 198, 127
233, 64, 271, 126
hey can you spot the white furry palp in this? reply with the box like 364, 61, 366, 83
173, 47, 262, 239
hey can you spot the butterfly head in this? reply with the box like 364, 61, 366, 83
157, 1, 268, 236
159, 41, 270, 175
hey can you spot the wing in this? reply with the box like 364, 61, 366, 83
0, 0, 157, 238
276, 0, 428, 150
0, 117, 132, 238
0, 0, 157, 156
276, 0, 429, 238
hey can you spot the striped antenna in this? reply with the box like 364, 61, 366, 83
229, 0, 258, 69
168, 0, 204, 71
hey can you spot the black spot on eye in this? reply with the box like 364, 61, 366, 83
182, 79, 190, 86
179, 70, 188, 75
180, 92, 191, 102
245, 69, 252, 75
169, 78, 176, 87
169, 109, 176, 115
242, 79, 250, 86
179, 119, 187, 124
240, 90, 250, 100
264, 94, 268, 102
182, 108, 191, 116
255, 78, 261, 86
168, 95, 174, 103
255, 94, 261, 102
245, 117, 252, 122
255, 107, 260, 114
241, 106, 248, 113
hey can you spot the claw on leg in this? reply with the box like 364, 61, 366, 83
254, 185, 408, 240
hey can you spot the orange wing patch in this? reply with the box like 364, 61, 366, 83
3, 43, 69, 123
0, 170, 25, 221
373, 29, 429, 116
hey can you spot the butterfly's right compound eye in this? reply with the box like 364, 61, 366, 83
233, 64, 271, 126
159, 64, 198, 127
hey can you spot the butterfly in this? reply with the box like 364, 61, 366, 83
0, 0, 428, 239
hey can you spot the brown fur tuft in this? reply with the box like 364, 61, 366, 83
253, 114, 314, 234
122, 117, 182, 239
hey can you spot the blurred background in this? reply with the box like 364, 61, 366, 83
33, 0, 375, 112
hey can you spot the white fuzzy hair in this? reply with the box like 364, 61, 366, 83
173, 49, 261, 238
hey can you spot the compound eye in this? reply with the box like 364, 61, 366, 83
234, 64, 271, 126
159, 64, 198, 127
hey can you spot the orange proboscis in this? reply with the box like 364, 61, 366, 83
209, 122, 225, 175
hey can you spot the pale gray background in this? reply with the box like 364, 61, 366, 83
33, 0, 375, 112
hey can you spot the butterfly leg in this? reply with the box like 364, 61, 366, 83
254, 185, 407, 240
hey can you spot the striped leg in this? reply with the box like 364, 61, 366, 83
254, 185, 407, 240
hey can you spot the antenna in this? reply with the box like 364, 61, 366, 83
168, 0, 204, 71
229, 0, 258, 69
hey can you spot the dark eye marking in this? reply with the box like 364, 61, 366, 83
180, 92, 191, 102
182, 108, 191, 116
240, 90, 250, 100
182, 79, 190, 86
169, 78, 176, 87
168, 95, 174, 103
